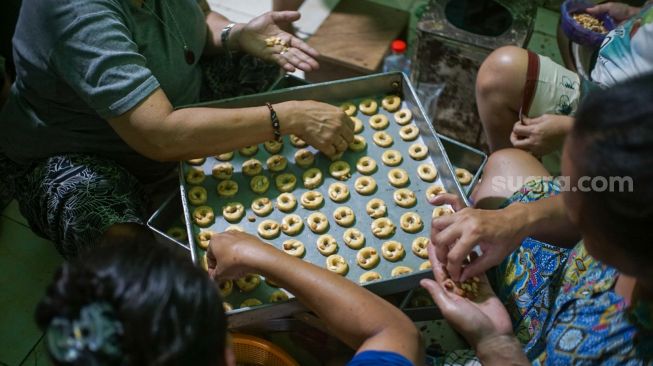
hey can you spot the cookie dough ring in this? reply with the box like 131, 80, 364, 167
391, 266, 413, 277
408, 143, 428, 160
294, 149, 315, 168
276, 193, 297, 212
249, 175, 269, 194
348, 135, 367, 152
257, 219, 281, 239
400, 212, 423, 233
240, 298, 263, 308
223, 202, 245, 223
225, 225, 244, 232
242, 159, 263, 177
455, 167, 473, 185
425, 185, 447, 201
166, 227, 187, 242
316, 234, 338, 256
192, 206, 214, 227
329, 160, 351, 180
236, 274, 261, 292
419, 261, 432, 270
251, 197, 273, 216
432, 206, 454, 218
212, 162, 234, 180
369, 114, 389, 130
351, 117, 364, 134
359, 98, 378, 115
343, 228, 365, 249
275, 173, 297, 193
187, 158, 205, 166
239, 145, 259, 157
333, 206, 355, 227
290, 134, 307, 148
326, 254, 348, 276
215, 152, 234, 161
354, 176, 377, 195
393, 108, 413, 125
359, 271, 382, 284
381, 150, 403, 166
340, 102, 357, 116
217, 180, 239, 197
382, 95, 402, 112
356, 247, 380, 269
388, 168, 409, 188
328, 182, 350, 202
185, 168, 206, 185
372, 131, 393, 147
282, 239, 305, 257
381, 240, 405, 262
356, 156, 377, 175
264, 140, 284, 154
281, 214, 304, 235
399, 125, 419, 141
393, 188, 417, 208
197, 230, 213, 250
267, 154, 288, 172
269, 290, 289, 303
188, 186, 208, 206
371, 217, 396, 238
302, 168, 323, 189
301, 190, 324, 209
411, 237, 430, 259
219, 280, 233, 297
307, 212, 329, 234
366, 198, 387, 219
417, 164, 437, 182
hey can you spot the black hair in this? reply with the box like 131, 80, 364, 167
36, 240, 226, 366
571, 73, 653, 270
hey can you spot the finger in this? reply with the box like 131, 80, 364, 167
290, 36, 321, 59
427, 242, 448, 283
520, 116, 541, 126
270, 53, 296, 72
446, 234, 477, 281
319, 143, 337, 157
512, 121, 533, 136
460, 253, 495, 283
431, 214, 457, 232
280, 49, 310, 71
512, 135, 534, 150
434, 225, 464, 253
341, 127, 354, 144
420, 279, 456, 312
288, 43, 320, 70
334, 137, 348, 153
429, 193, 465, 211
585, 4, 608, 15
270, 10, 301, 24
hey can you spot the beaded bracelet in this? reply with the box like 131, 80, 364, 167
265, 102, 282, 142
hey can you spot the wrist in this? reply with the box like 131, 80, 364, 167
505, 203, 532, 241
476, 334, 526, 365
273, 101, 300, 135
227, 23, 245, 52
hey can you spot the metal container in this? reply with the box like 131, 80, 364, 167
176, 72, 468, 327
147, 193, 189, 250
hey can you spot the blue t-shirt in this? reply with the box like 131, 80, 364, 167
347, 350, 413, 366
0, 0, 205, 182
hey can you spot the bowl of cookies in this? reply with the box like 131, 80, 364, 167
561, 0, 616, 47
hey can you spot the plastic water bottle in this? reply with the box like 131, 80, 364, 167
382, 39, 411, 76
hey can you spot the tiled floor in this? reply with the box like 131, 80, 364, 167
0, 3, 563, 365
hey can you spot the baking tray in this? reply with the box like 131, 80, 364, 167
147, 193, 189, 250
177, 72, 468, 327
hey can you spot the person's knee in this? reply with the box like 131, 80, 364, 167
476, 46, 528, 103
100, 223, 153, 247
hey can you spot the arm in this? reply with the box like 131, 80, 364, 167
108, 88, 353, 161
476, 335, 530, 366
207, 232, 423, 365
198, 0, 235, 55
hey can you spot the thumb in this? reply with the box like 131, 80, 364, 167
459, 253, 495, 282
270, 11, 301, 23
420, 278, 453, 309
430, 193, 466, 211
520, 116, 540, 126
585, 4, 607, 15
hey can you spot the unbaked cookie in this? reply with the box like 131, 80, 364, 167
239, 145, 259, 157
166, 226, 187, 242
301, 190, 324, 209
219, 280, 233, 297
193, 206, 215, 227
381, 95, 401, 112
267, 154, 288, 172
408, 143, 428, 160
302, 168, 323, 189
371, 218, 395, 238
242, 159, 263, 177
217, 179, 239, 197
276, 193, 297, 212
343, 228, 365, 249
249, 175, 269, 194
381, 150, 402, 166
264, 140, 284, 154
393, 108, 412, 125
328, 182, 350, 202
432, 207, 454, 218
356, 247, 380, 269
225, 225, 245, 232
269, 290, 289, 303
381, 240, 405, 262
411, 237, 429, 259
417, 163, 437, 182
223, 202, 245, 223
281, 214, 304, 235
359, 99, 378, 115
187, 158, 205, 166
240, 298, 263, 308
359, 271, 382, 284
185, 167, 206, 185
387, 168, 409, 188
307, 212, 329, 234
399, 125, 419, 141
215, 152, 234, 161
257, 219, 281, 239
455, 167, 473, 185
188, 186, 208, 206
282, 239, 305, 257
425, 185, 446, 201
419, 261, 432, 270
340, 102, 357, 116
275, 173, 297, 193
294, 149, 315, 168
316, 234, 338, 256
326, 254, 348, 276
212, 162, 233, 180
400, 212, 423, 233
354, 176, 377, 195
329, 160, 351, 180
290, 134, 307, 148
356, 156, 377, 175
197, 230, 213, 250
348, 135, 367, 152
391, 266, 413, 277
333, 206, 355, 227
351, 117, 363, 133
372, 131, 393, 147
251, 197, 273, 216
236, 274, 261, 292
366, 198, 387, 218
369, 114, 389, 130
393, 188, 416, 208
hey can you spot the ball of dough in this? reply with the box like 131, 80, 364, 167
382, 95, 401, 112
281, 214, 304, 235
354, 176, 377, 195
408, 143, 428, 160
369, 114, 389, 130
411, 237, 429, 259
356, 156, 377, 175
282, 239, 305, 257
326, 254, 348, 276
316, 234, 339, 256
372, 131, 393, 147
393, 108, 412, 125
359, 98, 378, 115
399, 124, 419, 141
417, 163, 437, 182
222, 202, 245, 223
387, 168, 409, 188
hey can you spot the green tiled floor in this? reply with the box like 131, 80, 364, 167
0, 6, 563, 365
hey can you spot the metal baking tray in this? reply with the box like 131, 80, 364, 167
176, 72, 468, 327
147, 193, 189, 250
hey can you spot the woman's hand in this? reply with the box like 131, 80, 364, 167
234, 11, 320, 72
206, 231, 268, 281
421, 244, 513, 349
276, 100, 355, 158
430, 194, 528, 282
510, 114, 573, 157
586, 2, 640, 23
